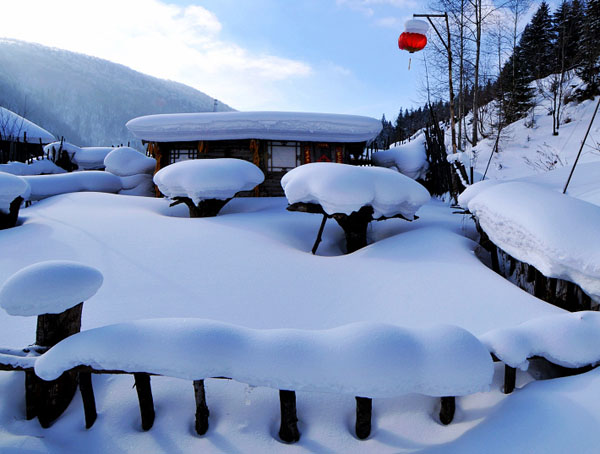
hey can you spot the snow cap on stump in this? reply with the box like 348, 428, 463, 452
154, 158, 265, 203
0, 261, 103, 316
0, 172, 30, 213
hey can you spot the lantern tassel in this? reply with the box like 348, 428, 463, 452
408, 57, 411, 71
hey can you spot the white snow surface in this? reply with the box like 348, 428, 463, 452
281, 162, 430, 218
372, 133, 428, 179
22, 171, 122, 201
481, 311, 600, 370
0, 260, 103, 316
0, 172, 30, 213
0, 193, 567, 453
154, 158, 264, 203
468, 181, 600, 300
0, 106, 55, 143
126, 111, 382, 143
104, 147, 156, 176
405, 19, 429, 34
35, 319, 493, 397
0, 159, 66, 176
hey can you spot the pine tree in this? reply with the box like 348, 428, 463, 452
577, 0, 600, 94
519, 2, 555, 81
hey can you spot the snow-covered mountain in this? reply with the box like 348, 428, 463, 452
0, 39, 233, 147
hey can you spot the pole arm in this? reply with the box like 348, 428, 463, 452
414, 13, 449, 53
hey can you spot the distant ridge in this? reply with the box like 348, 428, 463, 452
0, 38, 234, 147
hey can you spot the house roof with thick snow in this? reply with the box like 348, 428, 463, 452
126, 111, 382, 144
0, 107, 55, 143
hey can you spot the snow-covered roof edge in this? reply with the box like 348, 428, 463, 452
0, 107, 55, 143
126, 111, 382, 144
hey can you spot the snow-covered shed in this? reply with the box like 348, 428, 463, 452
126, 111, 382, 196
0, 107, 55, 164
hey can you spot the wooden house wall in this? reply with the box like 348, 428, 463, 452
149, 139, 369, 197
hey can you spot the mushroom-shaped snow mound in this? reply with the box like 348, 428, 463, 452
481, 311, 600, 370
0, 261, 103, 316
0, 172, 30, 213
104, 147, 156, 176
153, 158, 265, 203
281, 163, 430, 219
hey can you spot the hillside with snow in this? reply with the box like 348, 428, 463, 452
0, 39, 233, 147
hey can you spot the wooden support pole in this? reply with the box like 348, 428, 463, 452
278, 390, 300, 443
439, 396, 455, 425
79, 372, 97, 429
193, 380, 209, 436
134, 373, 155, 431
311, 214, 328, 255
25, 370, 40, 420
355, 396, 372, 440
504, 365, 516, 394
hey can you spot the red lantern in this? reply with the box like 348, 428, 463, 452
398, 19, 429, 54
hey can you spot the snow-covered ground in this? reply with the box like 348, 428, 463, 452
3, 188, 594, 453
3, 79, 600, 453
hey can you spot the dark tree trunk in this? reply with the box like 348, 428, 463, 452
170, 196, 231, 218
28, 303, 84, 427
279, 390, 300, 443
332, 206, 374, 254
193, 380, 210, 436
134, 373, 155, 431
504, 365, 516, 394
439, 396, 455, 425
355, 396, 372, 439
0, 196, 23, 230
79, 371, 97, 429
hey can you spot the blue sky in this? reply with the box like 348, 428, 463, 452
2, 0, 542, 121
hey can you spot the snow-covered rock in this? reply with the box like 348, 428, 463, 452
127, 111, 382, 143
0, 261, 103, 316
154, 158, 264, 203
104, 147, 156, 177
22, 171, 122, 201
372, 134, 428, 179
468, 181, 600, 300
0, 159, 66, 176
0, 106, 55, 143
35, 319, 493, 398
281, 162, 430, 219
0, 172, 30, 213
481, 311, 600, 370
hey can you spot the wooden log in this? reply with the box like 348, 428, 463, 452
79, 372, 97, 429
504, 365, 516, 394
355, 396, 372, 440
332, 206, 374, 254
29, 303, 84, 428
278, 390, 300, 443
193, 380, 209, 436
439, 396, 455, 425
134, 373, 155, 431
0, 196, 23, 230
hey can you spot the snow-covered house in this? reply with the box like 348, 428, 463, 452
0, 107, 55, 164
126, 111, 382, 196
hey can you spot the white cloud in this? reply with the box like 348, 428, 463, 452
0, 0, 313, 109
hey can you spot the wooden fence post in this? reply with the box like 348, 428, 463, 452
504, 365, 516, 394
355, 396, 372, 439
193, 380, 209, 435
134, 373, 155, 431
279, 390, 300, 443
439, 396, 455, 425
79, 372, 97, 429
